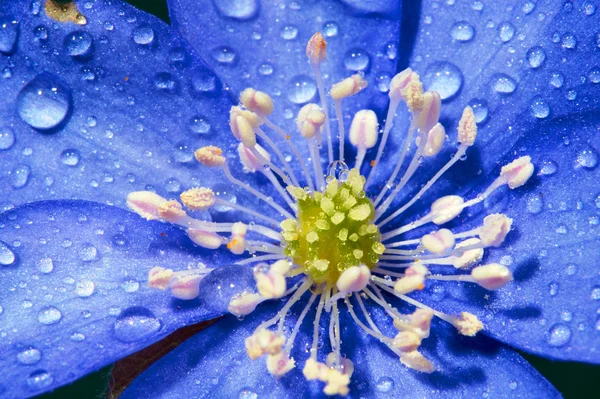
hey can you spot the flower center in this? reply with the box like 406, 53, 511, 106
281, 169, 384, 284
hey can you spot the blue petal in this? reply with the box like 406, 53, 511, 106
0, 0, 234, 210
405, 0, 600, 181
123, 301, 559, 398
412, 112, 600, 363
166, 0, 401, 115
0, 200, 232, 398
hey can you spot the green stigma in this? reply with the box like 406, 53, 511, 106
280, 169, 385, 284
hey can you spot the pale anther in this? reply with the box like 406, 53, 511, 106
126, 191, 167, 221
266, 352, 295, 377
336, 265, 371, 294
423, 122, 446, 157
392, 331, 422, 352
228, 290, 263, 317
254, 262, 288, 299
330, 73, 368, 100
389, 69, 424, 112
394, 274, 425, 295
457, 106, 477, 146
421, 228, 455, 254
471, 263, 513, 290
500, 155, 534, 189
451, 237, 484, 268
157, 200, 187, 223
187, 229, 223, 249
297, 103, 325, 139
430, 195, 465, 225
479, 214, 512, 247
238, 142, 271, 173
452, 312, 483, 336
180, 187, 215, 211
148, 266, 174, 290
400, 351, 434, 373
169, 274, 203, 300
230, 107, 257, 148
306, 32, 327, 65
416, 91, 441, 133
228, 222, 247, 255
240, 88, 274, 116
194, 145, 226, 167
349, 110, 378, 150
245, 328, 285, 360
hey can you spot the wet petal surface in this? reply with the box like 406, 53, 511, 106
0, 0, 234, 210
0, 200, 232, 398
123, 302, 560, 398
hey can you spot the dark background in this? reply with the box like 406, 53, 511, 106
36, 0, 598, 398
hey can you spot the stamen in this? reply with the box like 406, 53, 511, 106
349, 110, 378, 170
297, 103, 326, 190
240, 88, 274, 116
306, 32, 333, 163
283, 291, 318, 353
266, 352, 296, 377
421, 229, 455, 254
228, 290, 264, 317
254, 260, 290, 299
423, 123, 446, 157
415, 91, 441, 134
187, 229, 224, 249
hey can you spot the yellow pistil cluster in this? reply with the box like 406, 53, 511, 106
281, 169, 385, 284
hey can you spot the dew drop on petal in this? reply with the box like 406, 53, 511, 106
376, 376, 394, 392
468, 98, 489, 124
322, 21, 338, 37
583, 1, 596, 15
17, 73, 72, 130
64, 31, 93, 56
548, 282, 559, 296
38, 306, 62, 325
550, 72, 564, 88
113, 306, 162, 343
591, 286, 600, 300
0, 126, 15, 150
79, 243, 98, 261
588, 67, 600, 84
526, 193, 543, 214
213, 0, 258, 20
497, 22, 515, 42
526, 46, 546, 69
546, 324, 571, 347
0, 18, 19, 54
530, 96, 550, 119
280, 25, 298, 40
257, 63, 273, 76
344, 48, 370, 71
121, 279, 140, 293
197, 265, 256, 313
17, 348, 42, 365
153, 72, 178, 93
188, 115, 211, 134
561, 33, 577, 49
133, 24, 154, 45
0, 241, 15, 265
239, 388, 258, 399
60, 149, 80, 166
211, 46, 237, 64
423, 61, 463, 100
26, 370, 53, 390
491, 73, 517, 94
75, 280, 95, 297
190, 69, 219, 95
287, 75, 316, 104
37, 258, 54, 273
11, 164, 31, 189
574, 147, 599, 169
450, 21, 475, 42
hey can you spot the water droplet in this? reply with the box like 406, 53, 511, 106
33, 25, 48, 41
257, 63, 273, 76
550, 72, 564, 88
498, 22, 515, 42
197, 265, 256, 313
450, 21, 475, 42
188, 115, 211, 135
565, 264, 577, 275
526, 46, 546, 69
562, 33, 577, 49
212, 183, 237, 212
423, 61, 463, 100
322, 21, 338, 37
530, 96, 550, 119
64, 31, 93, 57
121, 279, 140, 293
327, 160, 349, 181
213, 0, 258, 20
509, 381, 518, 390
37, 258, 54, 273
376, 376, 394, 392
555, 224, 567, 234
548, 282, 559, 296
468, 98, 489, 124
190, 69, 219, 95
153, 72, 178, 93
38, 306, 62, 325
70, 332, 85, 342
26, 370, 53, 390
0, 241, 15, 266
561, 310, 572, 322
582, 1, 596, 15
133, 24, 154, 45
526, 193, 544, 214
239, 388, 258, 399
280, 25, 298, 40
12, 164, 31, 189
75, 280, 95, 297
376, 74, 391, 93
79, 243, 98, 261
212, 46, 237, 64
343, 48, 370, 72
17, 347, 42, 365
491, 73, 517, 94
547, 324, 571, 347
60, 149, 80, 166
588, 68, 600, 84
591, 286, 600, 300
113, 306, 162, 343
17, 73, 72, 130
0, 126, 15, 150
287, 75, 316, 104
574, 147, 598, 169
0, 18, 19, 54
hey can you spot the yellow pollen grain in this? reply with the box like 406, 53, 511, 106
315, 219, 330, 230
353, 249, 363, 260
312, 259, 329, 272
372, 242, 386, 255
338, 228, 348, 242
306, 231, 319, 243
281, 219, 297, 232
348, 203, 371, 221
341, 197, 357, 210
349, 233, 359, 242
320, 197, 335, 215
366, 224, 378, 234
45, 0, 87, 25
331, 212, 345, 225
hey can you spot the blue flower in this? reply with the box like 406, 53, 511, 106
0, 0, 599, 398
